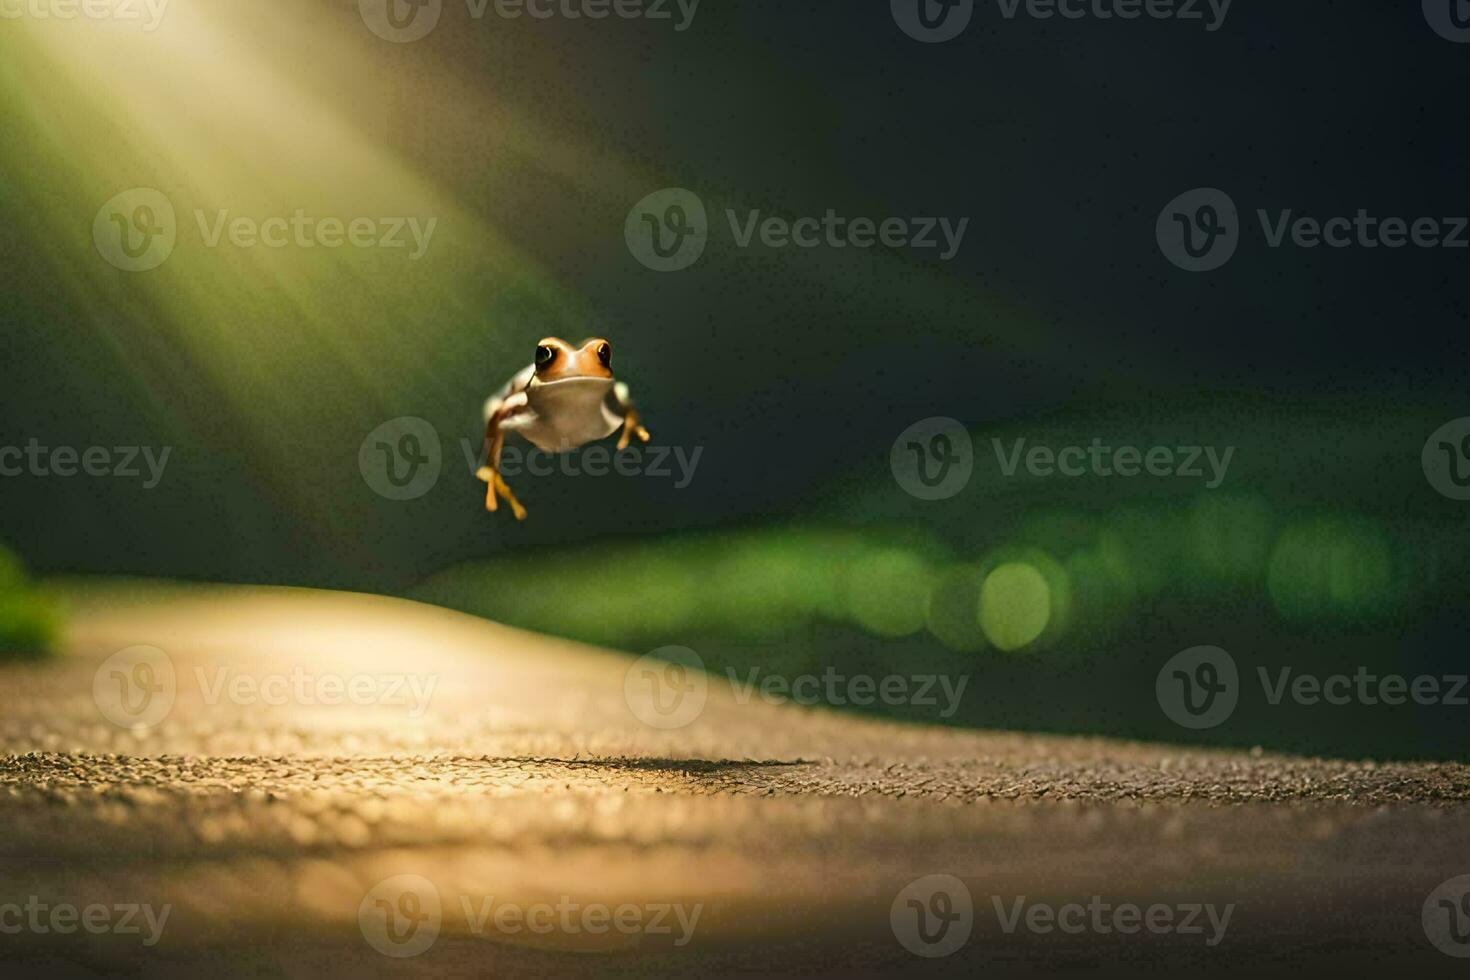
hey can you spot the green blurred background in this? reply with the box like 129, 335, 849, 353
1, 2, 1467, 757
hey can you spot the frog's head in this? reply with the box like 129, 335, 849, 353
533, 337, 615, 383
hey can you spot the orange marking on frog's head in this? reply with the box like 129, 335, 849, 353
534, 336, 614, 381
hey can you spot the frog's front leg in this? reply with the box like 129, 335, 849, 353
613, 381, 651, 451
476, 402, 528, 521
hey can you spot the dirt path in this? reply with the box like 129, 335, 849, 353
3, 582, 1468, 977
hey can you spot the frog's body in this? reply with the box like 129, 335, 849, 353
477, 337, 649, 520
486, 365, 623, 453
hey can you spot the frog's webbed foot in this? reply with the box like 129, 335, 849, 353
616, 410, 651, 451
476, 466, 527, 521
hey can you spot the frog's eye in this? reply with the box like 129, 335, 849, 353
596, 343, 611, 368
535, 344, 556, 368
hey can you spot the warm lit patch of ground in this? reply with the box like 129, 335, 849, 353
3, 582, 1468, 977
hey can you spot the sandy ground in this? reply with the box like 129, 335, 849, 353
2, 582, 1469, 977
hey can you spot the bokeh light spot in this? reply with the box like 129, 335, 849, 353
845, 549, 934, 638
979, 562, 1052, 652
1266, 515, 1395, 623
1188, 493, 1274, 585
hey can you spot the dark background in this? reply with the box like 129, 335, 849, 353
1, 1, 1467, 756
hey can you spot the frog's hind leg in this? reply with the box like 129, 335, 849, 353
477, 399, 528, 521
612, 382, 651, 451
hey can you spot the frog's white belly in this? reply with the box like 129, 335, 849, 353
503, 377, 621, 452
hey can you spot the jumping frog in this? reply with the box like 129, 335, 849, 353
476, 337, 650, 520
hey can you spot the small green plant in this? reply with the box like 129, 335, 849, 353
0, 545, 59, 661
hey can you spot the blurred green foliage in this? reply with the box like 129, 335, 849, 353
0, 544, 60, 661
413, 404, 1470, 760
415, 501, 1420, 661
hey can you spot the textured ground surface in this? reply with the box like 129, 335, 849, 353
2, 582, 1469, 977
